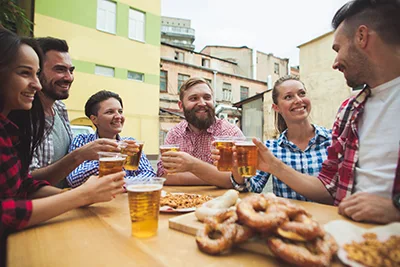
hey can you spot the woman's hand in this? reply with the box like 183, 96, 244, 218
79, 171, 125, 205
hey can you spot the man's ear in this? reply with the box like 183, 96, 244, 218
89, 114, 98, 126
356, 25, 369, 49
178, 101, 183, 111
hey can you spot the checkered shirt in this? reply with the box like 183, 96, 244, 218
157, 118, 244, 176
29, 100, 73, 171
66, 133, 156, 188
318, 86, 400, 205
231, 124, 331, 201
0, 113, 50, 241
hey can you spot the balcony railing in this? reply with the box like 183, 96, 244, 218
161, 25, 195, 36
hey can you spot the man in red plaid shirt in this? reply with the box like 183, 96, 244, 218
158, 77, 244, 185
253, 0, 400, 224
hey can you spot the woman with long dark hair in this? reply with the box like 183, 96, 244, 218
0, 27, 125, 264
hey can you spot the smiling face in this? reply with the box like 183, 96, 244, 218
332, 23, 369, 88
272, 79, 311, 124
2, 44, 42, 116
90, 97, 124, 138
179, 82, 216, 131
40, 50, 74, 100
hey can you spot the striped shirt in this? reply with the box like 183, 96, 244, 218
66, 133, 156, 188
231, 125, 331, 201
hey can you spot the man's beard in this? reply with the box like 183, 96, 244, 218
40, 76, 70, 100
345, 44, 369, 88
183, 105, 216, 130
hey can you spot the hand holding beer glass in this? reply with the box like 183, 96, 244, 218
235, 137, 258, 177
213, 136, 237, 172
118, 140, 143, 171
126, 178, 166, 238
98, 152, 127, 177
160, 144, 180, 174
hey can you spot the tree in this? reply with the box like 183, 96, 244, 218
0, 0, 32, 34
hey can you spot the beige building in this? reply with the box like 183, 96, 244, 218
201, 46, 289, 86
298, 31, 353, 130
160, 42, 268, 142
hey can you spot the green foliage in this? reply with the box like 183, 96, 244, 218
0, 0, 32, 33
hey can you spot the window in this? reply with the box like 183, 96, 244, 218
174, 51, 184, 62
95, 65, 115, 77
160, 70, 168, 92
274, 63, 280, 75
202, 58, 210, 68
240, 86, 249, 101
177, 74, 190, 92
96, 0, 116, 34
129, 8, 145, 42
127, 71, 144, 82
222, 82, 232, 101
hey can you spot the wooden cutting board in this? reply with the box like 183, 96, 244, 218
169, 212, 274, 256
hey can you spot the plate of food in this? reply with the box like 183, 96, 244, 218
160, 191, 213, 213
324, 220, 400, 267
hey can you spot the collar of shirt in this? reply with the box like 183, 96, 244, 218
277, 124, 330, 148
182, 117, 220, 135
95, 131, 121, 141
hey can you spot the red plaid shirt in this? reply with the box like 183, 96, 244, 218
318, 87, 400, 205
157, 118, 244, 176
0, 114, 50, 242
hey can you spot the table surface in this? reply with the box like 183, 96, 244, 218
7, 186, 374, 267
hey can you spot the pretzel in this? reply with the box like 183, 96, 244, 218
236, 194, 289, 233
195, 189, 239, 222
267, 233, 337, 267
276, 212, 325, 241
196, 222, 237, 255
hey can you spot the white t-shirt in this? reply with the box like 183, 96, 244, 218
354, 76, 400, 198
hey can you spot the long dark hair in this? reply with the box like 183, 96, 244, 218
0, 27, 45, 174
272, 75, 306, 134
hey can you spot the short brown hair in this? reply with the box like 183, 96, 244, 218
179, 77, 213, 101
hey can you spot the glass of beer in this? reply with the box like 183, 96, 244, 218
126, 177, 166, 238
119, 140, 144, 171
159, 144, 180, 174
235, 138, 258, 177
98, 152, 127, 177
214, 136, 236, 171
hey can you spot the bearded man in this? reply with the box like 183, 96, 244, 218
157, 77, 244, 185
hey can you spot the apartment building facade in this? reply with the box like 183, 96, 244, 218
23, 0, 161, 157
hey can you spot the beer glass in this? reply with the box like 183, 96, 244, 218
126, 177, 166, 238
235, 138, 258, 177
159, 144, 180, 174
98, 152, 127, 177
214, 136, 235, 171
119, 140, 144, 171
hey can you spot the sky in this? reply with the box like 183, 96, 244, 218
161, 0, 349, 66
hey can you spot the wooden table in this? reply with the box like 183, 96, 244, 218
7, 186, 373, 267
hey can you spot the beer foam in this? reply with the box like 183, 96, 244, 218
127, 184, 162, 192
99, 157, 125, 162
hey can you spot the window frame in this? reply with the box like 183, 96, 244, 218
127, 70, 144, 82
96, 0, 117, 34
128, 8, 146, 42
95, 65, 115, 77
160, 70, 168, 92
177, 73, 190, 92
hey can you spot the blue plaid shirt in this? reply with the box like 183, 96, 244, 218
66, 133, 156, 188
231, 125, 331, 201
